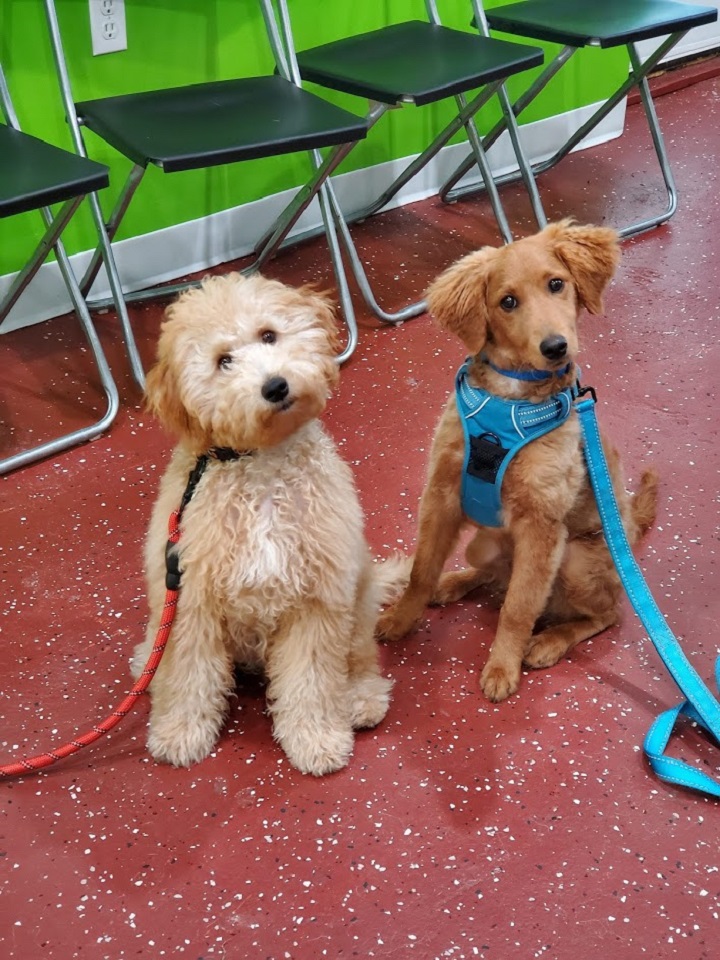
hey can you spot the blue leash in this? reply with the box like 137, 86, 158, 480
576, 388, 720, 798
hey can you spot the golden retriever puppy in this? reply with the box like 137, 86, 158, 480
132, 273, 395, 775
379, 220, 658, 702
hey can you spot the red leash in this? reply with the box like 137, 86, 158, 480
0, 455, 210, 778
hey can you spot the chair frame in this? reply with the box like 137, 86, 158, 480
261, 0, 547, 323
42, 0, 370, 371
0, 61, 119, 476
439, 6, 714, 238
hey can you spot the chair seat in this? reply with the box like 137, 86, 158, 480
75, 74, 367, 173
487, 0, 718, 49
0, 126, 109, 217
296, 21, 543, 107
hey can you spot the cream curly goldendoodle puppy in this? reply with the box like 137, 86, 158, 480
132, 273, 396, 776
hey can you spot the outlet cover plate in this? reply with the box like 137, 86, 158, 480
89, 0, 127, 56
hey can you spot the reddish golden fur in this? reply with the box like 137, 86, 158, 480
378, 221, 658, 702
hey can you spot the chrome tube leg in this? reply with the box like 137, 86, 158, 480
318, 182, 358, 364
440, 47, 576, 203
86, 190, 146, 389
351, 86, 499, 222
0, 198, 82, 322
44, 0, 145, 389
440, 30, 680, 212
80, 163, 145, 297
0, 229, 120, 475
325, 177, 428, 323
619, 42, 678, 238
497, 83, 547, 229
310, 84, 517, 321
456, 89, 513, 243
55, 238, 119, 424
251, 138, 361, 269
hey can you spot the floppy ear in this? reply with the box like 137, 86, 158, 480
426, 248, 496, 353
547, 219, 621, 315
298, 284, 341, 387
144, 346, 205, 446
300, 285, 342, 353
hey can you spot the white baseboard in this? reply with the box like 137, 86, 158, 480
0, 98, 626, 333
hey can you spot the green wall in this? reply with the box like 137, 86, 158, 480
0, 0, 628, 276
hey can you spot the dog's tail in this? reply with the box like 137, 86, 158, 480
628, 468, 659, 543
372, 552, 413, 606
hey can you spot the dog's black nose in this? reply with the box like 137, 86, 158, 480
261, 376, 290, 404
540, 335, 568, 361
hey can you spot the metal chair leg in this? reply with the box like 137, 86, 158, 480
263, 81, 527, 323
326, 176, 428, 324
0, 198, 83, 319
43, 0, 145, 390
317, 181, 359, 364
350, 85, 500, 224
81, 163, 145, 298
458, 89, 513, 244
84, 188, 147, 390
440, 46, 576, 202
0, 228, 119, 475
440, 31, 686, 241
619, 42, 678, 238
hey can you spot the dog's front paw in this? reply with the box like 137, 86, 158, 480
147, 717, 221, 768
350, 674, 393, 730
480, 658, 521, 702
276, 724, 354, 777
376, 599, 423, 642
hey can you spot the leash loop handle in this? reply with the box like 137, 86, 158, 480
576, 393, 720, 797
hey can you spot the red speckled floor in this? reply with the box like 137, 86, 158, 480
2, 69, 720, 960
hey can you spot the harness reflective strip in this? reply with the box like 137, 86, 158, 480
577, 394, 720, 798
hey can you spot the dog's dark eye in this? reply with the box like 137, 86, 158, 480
260, 330, 277, 344
548, 278, 564, 293
500, 295, 518, 312
217, 353, 233, 369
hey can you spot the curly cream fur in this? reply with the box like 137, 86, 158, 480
133, 273, 395, 775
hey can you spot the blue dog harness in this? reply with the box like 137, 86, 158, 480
455, 355, 720, 797
456, 359, 575, 527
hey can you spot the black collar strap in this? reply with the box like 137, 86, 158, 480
208, 446, 254, 461
166, 447, 254, 590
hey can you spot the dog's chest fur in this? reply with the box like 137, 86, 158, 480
171, 421, 365, 646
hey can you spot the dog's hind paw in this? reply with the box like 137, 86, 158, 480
376, 600, 422, 642
350, 674, 392, 730
523, 635, 569, 669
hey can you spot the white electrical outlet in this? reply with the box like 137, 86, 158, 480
89, 0, 127, 56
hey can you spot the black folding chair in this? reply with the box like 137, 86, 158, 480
0, 60, 119, 475
285, 0, 545, 322
440, 0, 719, 238
42, 0, 369, 374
